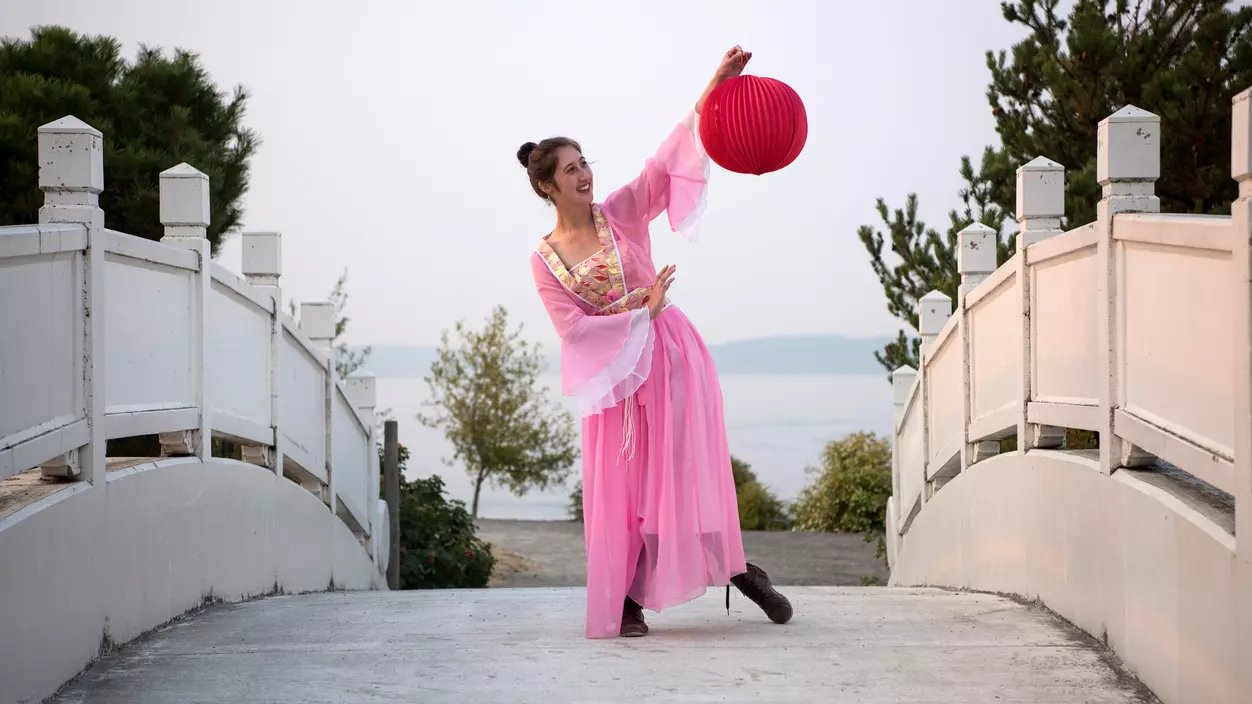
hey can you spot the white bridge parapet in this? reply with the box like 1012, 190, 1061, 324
887, 92, 1252, 703
0, 116, 387, 704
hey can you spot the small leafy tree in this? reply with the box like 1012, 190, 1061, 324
329, 268, 371, 379
568, 480, 584, 522
792, 431, 893, 568
379, 443, 496, 589
419, 305, 578, 518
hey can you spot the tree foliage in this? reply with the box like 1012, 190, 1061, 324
419, 306, 578, 518
791, 432, 892, 537
730, 456, 792, 531
860, 0, 1252, 374
328, 268, 372, 379
0, 26, 258, 254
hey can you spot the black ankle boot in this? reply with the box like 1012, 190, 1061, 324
620, 596, 648, 637
729, 562, 793, 624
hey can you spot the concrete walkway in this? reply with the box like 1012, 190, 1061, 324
52, 588, 1156, 703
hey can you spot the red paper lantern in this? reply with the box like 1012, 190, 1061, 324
698, 75, 808, 175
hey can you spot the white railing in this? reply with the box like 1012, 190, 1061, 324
887, 92, 1252, 553
0, 116, 382, 549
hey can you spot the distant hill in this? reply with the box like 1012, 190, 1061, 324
354, 334, 891, 378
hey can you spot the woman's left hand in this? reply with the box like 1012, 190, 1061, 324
697, 45, 753, 113
713, 46, 752, 84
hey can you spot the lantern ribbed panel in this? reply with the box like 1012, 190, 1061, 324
699, 75, 808, 175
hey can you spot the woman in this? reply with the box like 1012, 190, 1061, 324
522, 46, 792, 639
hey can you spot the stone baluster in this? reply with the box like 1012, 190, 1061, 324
242, 231, 285, 471
158, 164, 212, 460
1229, 86, 1252, 701
345, 369, 379, 539
1016, 156, 1068, 450
300, 300, 337, 512
37, 117, 105, 483
1097, 106, 1160, 472
918, 291, 952, 358
890, 365, 917, 534
1016, 156, 1066, 250
957, 223, 997, 304
300, 302, 336, 356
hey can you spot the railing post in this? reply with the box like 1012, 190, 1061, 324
158, 164, 212, 460
383, 419, 400, 590
1015, 157, 1066, 249
344, 370, 377, 431
918, 291, 951, 501
1016, 156, 1068, 451
918, 291, 952, 358
345, 369, 378, 539
300, 301, 337, 512
1096, 106, 1160, 474
301, 302, 335, 355
37, 117, 105, 485
958, 224, 999, 467
957, 223, 996, 303
891, 365, 917, 531
1228, 87, 1252, 698
243, 231, 284, 473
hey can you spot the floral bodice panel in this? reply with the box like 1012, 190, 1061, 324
535, 205, 667, 316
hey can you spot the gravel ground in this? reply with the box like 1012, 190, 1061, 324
475, 519, 890, 588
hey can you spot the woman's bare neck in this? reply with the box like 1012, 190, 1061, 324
550, 202, 596, 243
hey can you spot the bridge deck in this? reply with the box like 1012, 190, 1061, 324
50, 587, 1155, 703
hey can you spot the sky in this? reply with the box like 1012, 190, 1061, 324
2, 0, 1030, 349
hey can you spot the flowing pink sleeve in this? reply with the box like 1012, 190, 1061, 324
531, 252, 654, 416
601, 110, 709, 242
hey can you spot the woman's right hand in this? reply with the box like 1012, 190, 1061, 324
648, 265, 675, 320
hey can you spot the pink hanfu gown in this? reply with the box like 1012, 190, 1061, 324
530, 110, 747, 639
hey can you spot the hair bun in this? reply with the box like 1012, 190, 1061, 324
517, 142, 538, 168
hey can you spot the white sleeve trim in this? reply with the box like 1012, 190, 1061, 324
570, 307, 655, 417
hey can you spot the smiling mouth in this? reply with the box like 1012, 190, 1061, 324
577, 184, 591, 194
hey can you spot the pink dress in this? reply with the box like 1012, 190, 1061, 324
530, 111, 747, 638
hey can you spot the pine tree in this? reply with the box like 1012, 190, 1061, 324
0, 26, 258, 254
861, 0, 1252, 374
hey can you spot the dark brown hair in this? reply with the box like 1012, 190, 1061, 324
517, 137, 582, 201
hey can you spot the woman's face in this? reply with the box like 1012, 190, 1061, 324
545, 145, 594, 207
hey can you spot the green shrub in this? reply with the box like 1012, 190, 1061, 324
791, 432, 891, 534
568, 480, 584, 522
1000, 428, 1099, 453
731, 457, 791, 532
380, 444, 496, 589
